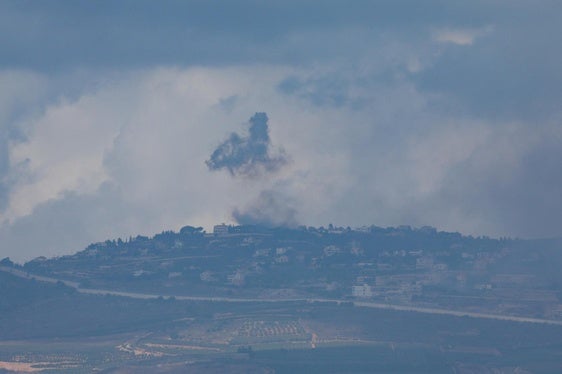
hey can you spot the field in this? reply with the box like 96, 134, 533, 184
3, 271, 562, 372
3, 300, 562, 372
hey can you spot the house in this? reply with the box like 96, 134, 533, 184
323, 245, 340, 257
228, 270, 245, 286
213, 224, 229, 235
352, 284, 373, 298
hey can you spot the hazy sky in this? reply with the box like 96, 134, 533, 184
1, 1, 562, 261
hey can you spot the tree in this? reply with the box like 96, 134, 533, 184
0, 258, 14, 267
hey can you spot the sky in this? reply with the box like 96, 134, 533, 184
1, 1, 562, 262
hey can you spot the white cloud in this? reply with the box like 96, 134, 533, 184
432, 26, 493, 46
6, 95, 122, 221
0, 66, 359, 260
1, 60, 561, 262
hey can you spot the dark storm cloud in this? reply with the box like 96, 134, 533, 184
0, 0, 495, 72
414, 2, 562, 121
278, 75, 350, 108
232, 190, 298, 228
206, 113, 287, 177
3, 0, 560, 123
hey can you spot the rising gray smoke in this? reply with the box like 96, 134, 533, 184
206, 112, 287, 177
232, 190, 298, 228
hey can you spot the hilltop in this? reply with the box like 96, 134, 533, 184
2, 224, 562, 372
5, 224, 561, 319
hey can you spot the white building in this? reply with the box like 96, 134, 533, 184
228, 270, 245, 286
352, 284, 373, 298
323, 245, 341, 257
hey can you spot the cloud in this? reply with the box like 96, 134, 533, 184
0, 70, 49, 210
0, 1, 505, 72
431, 122, 562, 238
206, 112, 288, 177
0, 66, 355, 260
3, 63, 562, 264
2, 85, 126, 223
0, 183, 142, 262
417, 7, 562, 121
278, 75, 351, 108
432, 26, 492, 45
2, 0, 562, 262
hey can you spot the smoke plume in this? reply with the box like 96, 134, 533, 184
232, 190, 298, 228
206, 112, 287, 177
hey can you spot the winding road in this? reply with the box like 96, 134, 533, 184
3, 265, 562, 326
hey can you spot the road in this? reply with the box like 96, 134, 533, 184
3, 266, 562, 326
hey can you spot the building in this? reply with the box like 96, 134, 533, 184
228, 270, 245, 286
416, 256, 434, 270
323, 245, 341, 257
213, 224, 229, 235
352, 284, 373, 298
